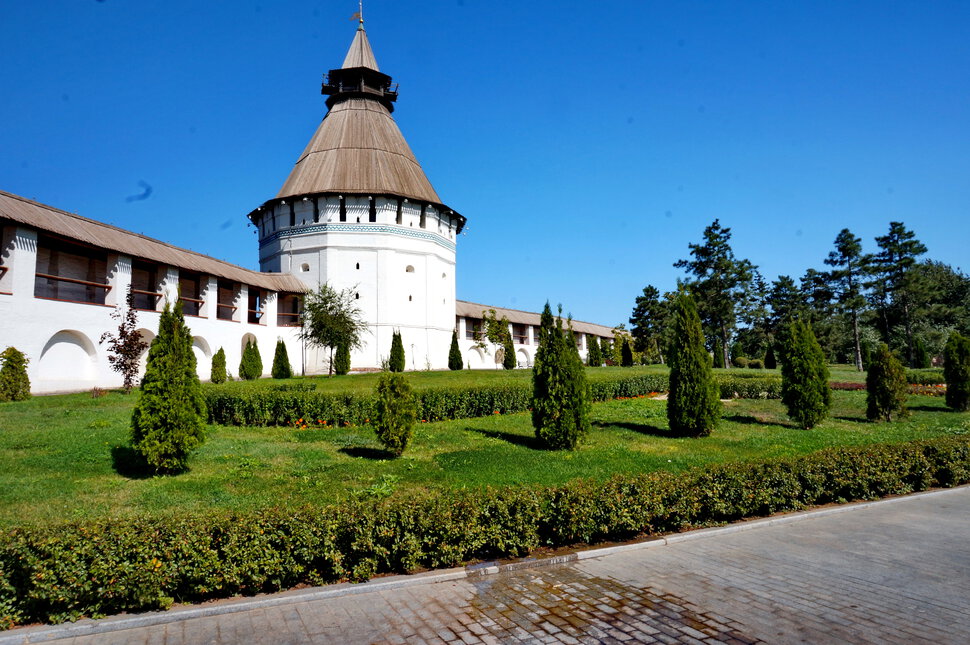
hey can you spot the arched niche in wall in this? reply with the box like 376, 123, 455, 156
192, 336, 212, 380
136, 328, 156, 377
37, 329, 98, 382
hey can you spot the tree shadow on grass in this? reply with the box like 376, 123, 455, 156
833, 415, 869, 423
110, 445, 154, 479
339, 446, 398, 460
468, 427, 547, 450
908, 404, 951, 413
592, 420, 688, 438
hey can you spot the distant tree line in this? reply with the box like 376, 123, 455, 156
629, 219, 969, 369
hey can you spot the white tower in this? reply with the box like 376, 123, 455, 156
248, 21, 465, 372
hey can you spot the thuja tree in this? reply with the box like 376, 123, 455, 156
764, 344, 777, 369
780, 319, 831, 429
944, 332, 970, 411
99, 287, 148, 393
210, 347, 227, 384
600, 337, 612, 365
389, 331, 405, 372
334, 342, 351, 375
131, 303, 207, 474
586, 334, 602, 367
271, 339, 293, 379
866, 343, 908, 422
238, 340, 263, 380
373, 372, 417, 456
448, 330, 463, 370
0, 347, 31, 402
531, 303, 591, 450
620, 338, 634, 367
503, 332, 516, 370
666, 293, 720, 437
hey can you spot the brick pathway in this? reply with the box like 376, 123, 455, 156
5, 487, 969, 644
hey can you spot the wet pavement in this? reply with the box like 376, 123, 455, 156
4, 487, 969, 644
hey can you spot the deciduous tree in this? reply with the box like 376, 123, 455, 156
300, 283, 368, 375
99, 287, 148, 393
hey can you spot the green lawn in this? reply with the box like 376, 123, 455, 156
1, 379, 967, 529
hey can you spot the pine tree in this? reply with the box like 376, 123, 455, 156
271, 339, 293, 379
502, 332, 516, 370
210, 347, 227, 384
448, 330, 463, 370
131, 303, 207, 474
389, 331, 405, 372
531, 303, 591, 450
764, 344, 777, 370
620, 338, 634, 367
944, 332, 970, 412
666, 294, 720, 437
587, 334, 602, 367
866, 343, 908, 421
373, 372, 417, 456
334, 342, 351, 375
780, 319, 831, 429
0, 347, 31, 402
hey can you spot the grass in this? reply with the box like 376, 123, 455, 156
1, 377, 967, 529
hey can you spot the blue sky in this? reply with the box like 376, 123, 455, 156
3, 1, 968, 327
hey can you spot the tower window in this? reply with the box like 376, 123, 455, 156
313, 197, 320, 223
396, 199, 403, 225
419, 204, 426, 229
301, 263, 310, 272
408, 295, 412, 302
356, 262, 360, 270
339, 196, 346, 222
355, 292, 360, 300
289, 202, 296, 227
405, 265, 415, 273
369, 198, 377, 222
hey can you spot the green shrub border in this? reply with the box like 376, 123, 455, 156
205, 373, 782, 427
2, 435, 969, 628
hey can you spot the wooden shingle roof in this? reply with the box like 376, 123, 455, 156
341, 26, 380, 71
456, 300, 618, 338
0, 190, 306, 293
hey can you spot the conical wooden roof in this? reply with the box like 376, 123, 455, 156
275, 28, 443, 205
341, 26, 379, 71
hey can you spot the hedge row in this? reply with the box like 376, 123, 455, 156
205, 373, 780, 427
2, 435, 968, 629
906, 368, 945, 385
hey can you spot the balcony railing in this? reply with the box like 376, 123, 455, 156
131, 288, 162, 311
216, 303, 237, 321
248, 308, 264, 325
35, 272, 111, 305
277, 311, 301, 327
178, 295, 204, 317
513, 335, 529, 345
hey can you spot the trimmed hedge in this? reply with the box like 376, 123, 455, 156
2, 436, 968, 628
907, 368, 945, 385
204, 373, 781, 426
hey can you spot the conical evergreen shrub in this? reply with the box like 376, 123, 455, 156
238, 340, 263, 380
389, 331, 405, 372
621, 338, 634, 367
210, 347, 227, 384
866, 343, 908, 421
373, 372, 417, 456
531, 303, 591, 450
131, 303, 206, 474
944, 332, 970, 411
503, 332, 516, 370
913, 338, 931, 369
271, 339, 293, 379
780, 319, 831, 429
0, 347, 31, 402
666, 294, 720, 437
764, 345, 777, 370
334, 342, 351, 375
587, 334, 602, 367
600, 337, 612, 365
448, 330, 463, 371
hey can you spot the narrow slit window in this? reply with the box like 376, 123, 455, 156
369, 198, 377, 222
339, 196, 346, 222
396, 199, 403, 225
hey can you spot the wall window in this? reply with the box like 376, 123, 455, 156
33, 235, 109, 305
277, 294, 302, 327
405, 265, 415, 273
247, 287, 265, 324
466, 318, 483, 341
512, 323, 529, 345
179, 272, 203, 316
130, 260, 161, 310
216, 279, 237, 321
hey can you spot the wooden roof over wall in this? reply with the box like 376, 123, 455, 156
0, 190, 306, 293
456, 300, 618, 338
276, 98, 443, 205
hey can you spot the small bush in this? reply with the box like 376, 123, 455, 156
747, 359, 764, 370
238, 341, 263, 381
906, 369, 945, 385
734, 356, 750, 368
780, 320, 830, 429
271, 339, 293, 379
210, 348, 227, 384
373, 372, 417, 456
334, 342, 351, 376
389, 331, 405, 373
866, 344, 909, 422
944, 333, 970, 412
448, 331, 463, 371
0, 347, 31, 402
